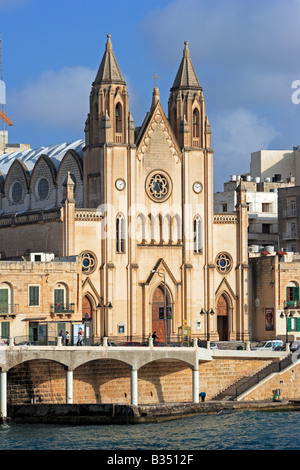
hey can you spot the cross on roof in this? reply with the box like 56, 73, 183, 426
151, 72, 161, 87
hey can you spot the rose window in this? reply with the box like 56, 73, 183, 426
81, 251, 97, 275
215, 252, 232, 274
146, 171, 172, 202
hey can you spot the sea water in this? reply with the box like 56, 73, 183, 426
0, 410, 299, 450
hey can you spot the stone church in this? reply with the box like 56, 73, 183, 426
0, 35, 249, 344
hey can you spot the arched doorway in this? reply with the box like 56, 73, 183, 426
217, 294, 228, 341
152, 285, 169, 343
82, 295, 93, 345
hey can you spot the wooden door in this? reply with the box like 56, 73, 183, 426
217, 294, 228, 341
152, 286, 165, 342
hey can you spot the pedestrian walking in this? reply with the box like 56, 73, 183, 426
77, 329, 84, 346
65, 331, 70, 346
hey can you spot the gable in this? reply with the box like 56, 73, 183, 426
136, 101, 181, 166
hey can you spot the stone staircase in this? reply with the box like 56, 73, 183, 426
211, 355, 293, 401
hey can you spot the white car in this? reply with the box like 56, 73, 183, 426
251, 340, 283, 351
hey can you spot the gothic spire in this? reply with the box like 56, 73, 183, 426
171, 41, 202, 91
93, 34, 125, 85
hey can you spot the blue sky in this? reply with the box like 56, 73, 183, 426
1, 0, 300, 190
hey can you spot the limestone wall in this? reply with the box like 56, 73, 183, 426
7, 357, 280, 405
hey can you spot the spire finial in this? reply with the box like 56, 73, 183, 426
106, 34, 112, 52
183, 41, 190, 58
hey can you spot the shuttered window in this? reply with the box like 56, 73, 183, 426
29, 285, 39, 306
0, 289, 8, 313
288, 317, 300, 332
1, 322, 10, 339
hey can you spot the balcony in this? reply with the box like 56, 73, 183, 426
283, 231, 297, 240
0, 304, 18, 318
283, 209, 297, 218
50, 303, 75, 316
284, 300, 300, 309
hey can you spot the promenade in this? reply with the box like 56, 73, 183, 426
0, 338, 291, 421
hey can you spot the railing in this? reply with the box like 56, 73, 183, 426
283, 209, 297, 218
235, 356, 293, 399
115, 133, 123, 143
283, 231, 297, 240
284, 300, 300, 308
50, 303, 75, 314
14, 336, 58, 346
0, 304, 18, 315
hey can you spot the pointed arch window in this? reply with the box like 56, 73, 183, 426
193, 108, 200, 138
116, 213, 125, 253
115, 102, 123, 134
193, 215, 202, 253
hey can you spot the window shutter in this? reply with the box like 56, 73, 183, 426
297, 317, 300, 332
1, 322, 10, 339
29, 286, 39, 306
0, 289, 8, 313
287, 317, 292, 331
294, 287, 299, 301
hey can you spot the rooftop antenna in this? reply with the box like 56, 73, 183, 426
0, 33, 13, 153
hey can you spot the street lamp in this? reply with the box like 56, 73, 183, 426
200, 308, 215, 341
150, 269, 167, 346
280, 306, 293, 345
97, 299, 113, 339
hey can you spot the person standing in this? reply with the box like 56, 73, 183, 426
59, 330, 65, 345
152, 331, 159, 346
65, 331, 70, 346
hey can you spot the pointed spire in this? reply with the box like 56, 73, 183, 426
171, 41, 202, 91
94, 34, 125, 85
151, 86, 160, 108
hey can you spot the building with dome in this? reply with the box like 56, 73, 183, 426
0, 35, 250, 345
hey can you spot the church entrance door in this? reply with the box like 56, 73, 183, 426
217, 294, 228, 341
82, 295, 93, 345
152, 286, 167, 344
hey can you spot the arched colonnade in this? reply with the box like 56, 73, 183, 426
0, 341, 210, 418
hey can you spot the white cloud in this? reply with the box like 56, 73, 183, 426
212, 108, 278, 189
9, 66, 95, 132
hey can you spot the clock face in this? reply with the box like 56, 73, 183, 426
193, 182, 202, 193
116, 179, 125, 191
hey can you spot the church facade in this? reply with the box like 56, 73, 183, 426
0, 35, 249, 344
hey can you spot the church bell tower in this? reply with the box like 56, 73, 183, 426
83, 34, 134, 207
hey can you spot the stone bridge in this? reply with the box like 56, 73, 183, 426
0, 339, 213, 418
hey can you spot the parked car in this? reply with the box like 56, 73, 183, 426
251, 340, 283, 351
197, 339, 219, 349
16, 341, 39, 346
274, 345, 286, 351
94, 341, 117, 347
122, 341, 142, 346
290, 341, 300, 352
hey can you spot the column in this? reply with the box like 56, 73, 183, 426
130, 368, 138, 406
0, 371, 7, 419
66, 369, 73, 404
192, 367, 199, 403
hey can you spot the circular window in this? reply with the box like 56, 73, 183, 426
81, 251, 97, 275
215, 252, 232, 274
11, 182, 23, 204
37, 178, 50, 200
146, 170, 172, 202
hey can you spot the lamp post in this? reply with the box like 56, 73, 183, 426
97, 299, 113, 339
280, 306, 293, 345
150, 270, 167, 346
200, 308, 215, 342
